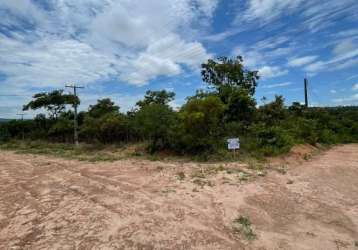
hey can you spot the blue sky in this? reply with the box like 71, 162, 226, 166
0, 0, 358, 118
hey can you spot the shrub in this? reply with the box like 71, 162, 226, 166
176, 95, 225, 154
255, 126, 294, 156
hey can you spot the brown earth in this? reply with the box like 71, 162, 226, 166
0, 144, 357, 250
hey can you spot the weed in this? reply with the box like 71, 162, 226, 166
162, 187, 176, 194
192, 178, 213, 188
303, 154, 311, 161
176, 171, 186, 180
191, 171, 206, 179
277, 165, 288, 175
237, 171, 251, 181
233, 216, 256, 240
247, 159, 265, 171
148, 154, 160, 161
257, 170, 266, 177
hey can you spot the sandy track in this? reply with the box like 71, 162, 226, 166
0, 145, 357, 249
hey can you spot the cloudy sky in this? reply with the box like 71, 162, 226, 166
1, 0, 358, 118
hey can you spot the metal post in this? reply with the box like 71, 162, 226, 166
304, 77, 308, 108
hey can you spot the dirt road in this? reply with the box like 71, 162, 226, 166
0, 145, 357, 249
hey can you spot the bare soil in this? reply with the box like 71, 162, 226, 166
0, 144, 357, 249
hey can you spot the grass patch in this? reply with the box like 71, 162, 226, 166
0, 140, 129, 162
232, 216, 256, 240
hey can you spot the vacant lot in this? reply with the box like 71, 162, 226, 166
0, 145, 357, 249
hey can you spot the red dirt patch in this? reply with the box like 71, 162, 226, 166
0, 144, 357, 249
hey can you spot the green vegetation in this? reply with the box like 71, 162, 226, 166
1, 55, 357, 161
233, 215, 256, 240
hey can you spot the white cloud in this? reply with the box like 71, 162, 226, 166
258, 66, 288, 79
333, 93, 358, 104
0, 34, 118, 87
305, 41, 358, 73
330, 89, 337, 94
242, 0, 303, 22
262, 82, 292, 89
333, 40, 356, 56
0, 0, 216, 88
235, 0, 358, 35
233, 44, 289, 80
347, 74, 358, 80
196, 0, 219, 17
288, 56, 318, 67
233, 47, 264, 68
353, 83, 358, 91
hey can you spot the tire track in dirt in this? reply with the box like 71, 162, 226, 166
0, 145, 358, 249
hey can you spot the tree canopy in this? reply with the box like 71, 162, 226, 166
201, 56, 259, 96
136, 90, 175, 109
23, 90, 78, 119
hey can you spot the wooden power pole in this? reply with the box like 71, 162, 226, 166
65, 84, 84, 146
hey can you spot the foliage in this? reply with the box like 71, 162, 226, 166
255, 125, 294, 156
201, 56, 259, 96
258, 95, 287, 126
1, 55, 358, 160
23, 90, 78, 119
233, 216, 256, 240
136, 90, 175, 109
88, 98, 119, 118
176, 95, 225, 153
134, 103, 177, 153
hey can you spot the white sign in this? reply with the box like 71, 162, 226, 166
227, 138, 240, 150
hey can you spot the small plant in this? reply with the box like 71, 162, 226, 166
277, 165, 288, 175
238, 172, 250, 181
162, 187, 176, 194
303, 153, 311, 161
257, 170, 266, 177
192, 178, 213, 188
176, 171, 186, 180
233, 216, 256, 240
148, 154, 160, 161
191, 171, 206, 179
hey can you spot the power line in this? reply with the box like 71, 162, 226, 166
65, 84, 84, 146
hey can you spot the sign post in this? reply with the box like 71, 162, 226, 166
227, 138, 240, 159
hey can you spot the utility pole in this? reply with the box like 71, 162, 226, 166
65, 84, 84, 146
17, 112, 25, 141
304, 77, 309, 108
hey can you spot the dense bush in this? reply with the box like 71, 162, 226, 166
176, 95, 225, 153
1, 56, 358, 158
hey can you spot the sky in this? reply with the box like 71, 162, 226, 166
0, 0, 358, 118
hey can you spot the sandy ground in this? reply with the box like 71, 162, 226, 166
0, 145, 357, 250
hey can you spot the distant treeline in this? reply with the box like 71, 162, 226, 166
1, 56, 357, 158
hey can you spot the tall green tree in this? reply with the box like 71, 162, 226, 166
88, 98, 120, 118
23, 90, 78, 119
201, 56, 259, 123
136, 90, 175, 109
201, 56, 259, 96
